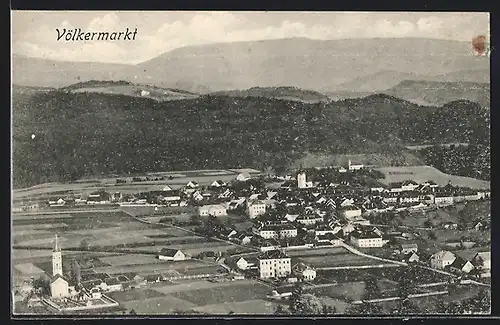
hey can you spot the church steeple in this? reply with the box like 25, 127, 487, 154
53, 234, 60, 252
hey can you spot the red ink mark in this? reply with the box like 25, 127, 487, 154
472, 35, 488, 56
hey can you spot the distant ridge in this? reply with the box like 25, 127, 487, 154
209, 86, 330, 102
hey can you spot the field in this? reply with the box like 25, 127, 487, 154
12, 210, 245, 284
13, 168, 261, 200
375, 166, 490, 189
108, 279, 275, 314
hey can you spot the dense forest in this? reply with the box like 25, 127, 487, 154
12, 89, 490, 188
417, 144, 490, 181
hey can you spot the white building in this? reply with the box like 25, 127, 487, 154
430, 250, 456, 270
50, 275, 69, 298
297, 170, 307, 189
158, 249, 186, 261
293, 263, 317, 281
236, 172, 251, 182
348, 160, 364, 171
247, 200, 267, 219
473, 252, 491, 271
258, 250, 292, 279
341, 206, 362, 219
435, 195, 454, 206
140, 90, 150, 96
254, 224, 298, 239
198, 204, 227, 217
236, 257, 257, 270
350, 230, 386, 248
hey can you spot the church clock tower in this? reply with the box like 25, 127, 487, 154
52, 234, 63, 276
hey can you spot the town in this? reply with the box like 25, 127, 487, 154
12, 162, 491, 315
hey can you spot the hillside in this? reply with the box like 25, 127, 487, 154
334, 70, 425, 92
12, 90, 489, 188
13, 38, 489, 92
384, 80, 490, 107
61, 80, 199, 101
209, 86, 330, 102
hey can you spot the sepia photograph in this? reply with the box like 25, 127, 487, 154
11, 11, 491, 316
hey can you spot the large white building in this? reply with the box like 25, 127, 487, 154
247, 200, 267, 219
297, 170, 307, 189
253, 224, 298, 239
350, 230, 386, 248
198, 204, 227, 217
348, 160, 364, 171
258, 250, 292, 279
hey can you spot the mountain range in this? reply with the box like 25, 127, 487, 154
12, 85, 490, 188
13, 37, 489, 95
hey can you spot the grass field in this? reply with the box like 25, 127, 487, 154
192, 299, 277, 314
286, 247, 347, 257
13, 168, 261, 200
298, 252, 379, 268
376, 166, 490, 189
170, 282, 270, 305
106, 288, 167, 302
314, 281, 366, 301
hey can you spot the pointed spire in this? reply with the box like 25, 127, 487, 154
54, 234, 60, 252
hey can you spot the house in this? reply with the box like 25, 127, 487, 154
430, 250, 456, 270
341, 206, 362, 219
210, 180, 226, 188
104, 277, 123, 292
140, 90, 150, 96
400, 243, 418, 255
158, 248, 186, 261
198, 204, 227, 217
338, 166, 347, 173
49, 198, 66, 207
349, 229, 386, 248
87, 191, 111, 204
162, 185, 173, 191
442, 222, 458, 230
472, 221, 483, 231
222, 229, 238, 239
186, 181, 199, 188
472, 252, 491, 271
236, 257, 257, 270
247, 200, 267, 219
449, 256, 475, 274
258, 250, 292, 279
237, 233, 253, 245
50, 274, 69, 298
293, 263, 317, 281
236, 172, 251, 182
348, 160, 364, 171
402, 252, 420, 263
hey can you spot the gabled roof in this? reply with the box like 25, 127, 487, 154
105, 277, 121, 286
474, 251, 491, 262
449, 256, 472, 269
258, 250, 289, 260
159, 248, 182, 256
51, 274, 69, 284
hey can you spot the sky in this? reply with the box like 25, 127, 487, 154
12, 11, 490, 64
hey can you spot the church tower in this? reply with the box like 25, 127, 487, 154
297, 165, 307, 189
52, 234, 63, 277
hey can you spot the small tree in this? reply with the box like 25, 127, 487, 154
80, 239, 90, 250
274, 304, 288, 315
427, 231, 437, 240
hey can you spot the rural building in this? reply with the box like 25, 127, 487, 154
236, 257, 257, 270
430, 250, 456, 269
400, 243, 418, 255
198, 204, 227, 217
258, 250, 292, 279
247, 200, 267, 219
50, 275, 69, 298
293, 263, 317, 281
348, 160, 364, 171
186, 181, 199, 188
349, 229, 385, 248
237, 233, 253, 245
87, 191, 111, 204
236, 172, 251, 181
104, 278, 123, 292
338, 167, 347, 173
401, 180, 420, 191
402, 252, 420, 263
472, 252, 491, 270
449, 257, 475, 274
210, 180, 226, 187
158, 249, 186, 261
162, 185, 173, 191
140, 90, 150, 96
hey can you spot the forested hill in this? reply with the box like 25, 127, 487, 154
12, 90, 490, 188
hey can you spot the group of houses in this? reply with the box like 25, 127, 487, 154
429, 249, 491, 277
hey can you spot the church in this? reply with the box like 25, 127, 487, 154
49, 234, 70, 298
